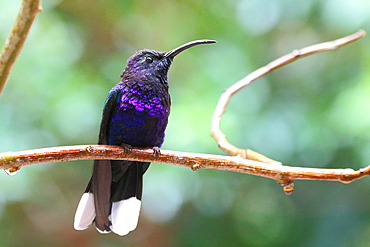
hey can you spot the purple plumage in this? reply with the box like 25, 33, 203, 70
108, 79, 170, 148
74, 40, 216, 236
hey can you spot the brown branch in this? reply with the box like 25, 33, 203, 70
1, 145, 369, 193
0, 26, 368, 194
0, 0, 42, 95
211, 30, 366, 164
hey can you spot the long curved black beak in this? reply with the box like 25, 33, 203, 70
164, 39, 216, 58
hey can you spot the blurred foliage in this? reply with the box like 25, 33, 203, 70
0, 0, 370, 246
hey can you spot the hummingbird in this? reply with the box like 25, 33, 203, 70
74, 40, 216, 236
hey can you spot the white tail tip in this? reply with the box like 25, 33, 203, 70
74, 192, 96, 230
110, 197, 141, 236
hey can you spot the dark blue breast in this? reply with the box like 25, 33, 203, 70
107, 86, 170, 148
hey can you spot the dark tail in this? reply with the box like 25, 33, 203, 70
74, 160, 149, 236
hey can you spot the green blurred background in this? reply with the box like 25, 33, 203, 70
0, 0, 369, 246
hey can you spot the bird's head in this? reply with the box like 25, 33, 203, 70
121, 40, 216, 85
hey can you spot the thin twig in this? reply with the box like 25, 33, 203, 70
0, 0, 42, 95
1, 145, 369, 191
211, 30, 366, 164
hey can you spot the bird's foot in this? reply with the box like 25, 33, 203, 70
120, 143, 132, 153
152, 147, 161, 158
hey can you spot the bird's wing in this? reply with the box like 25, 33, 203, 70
92, 88, 118, 232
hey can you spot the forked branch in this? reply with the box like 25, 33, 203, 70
211, 30, 366, 164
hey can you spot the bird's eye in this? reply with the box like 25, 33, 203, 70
145, 56, 153, 63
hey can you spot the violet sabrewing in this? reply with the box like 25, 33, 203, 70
74, 40, 216, 236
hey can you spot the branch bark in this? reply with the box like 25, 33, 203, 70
0, 0, 42, 95
0, 12, 368, 196
1, 145, 369, 194
211, 30, 366, 164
